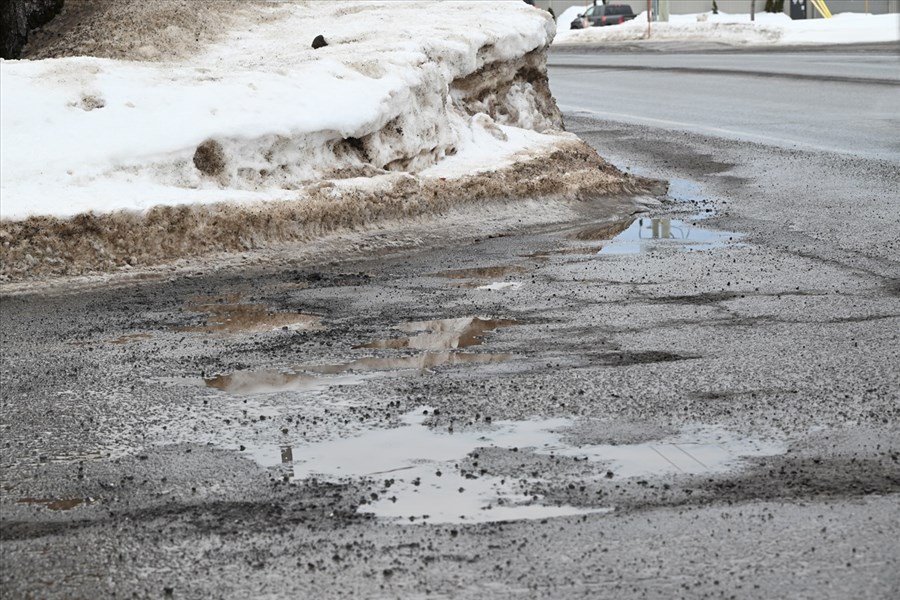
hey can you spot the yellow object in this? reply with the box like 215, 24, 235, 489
810, 0, 833, 18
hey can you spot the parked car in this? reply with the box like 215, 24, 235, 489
570, 4, 637, 29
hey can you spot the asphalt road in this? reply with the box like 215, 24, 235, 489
549, 48, 900, 158
2, 47, 899, 598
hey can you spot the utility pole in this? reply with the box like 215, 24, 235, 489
751, 0, 756, 21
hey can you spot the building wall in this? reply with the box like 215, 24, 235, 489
541, 0, 899, 17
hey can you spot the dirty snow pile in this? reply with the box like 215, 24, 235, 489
555, 11, 900, 45
0, 1, 569, 221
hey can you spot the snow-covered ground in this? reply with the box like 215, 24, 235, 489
0, 1, 567, 221
555, 11, 900, 45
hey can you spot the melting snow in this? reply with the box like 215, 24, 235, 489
0, 1, 562, 220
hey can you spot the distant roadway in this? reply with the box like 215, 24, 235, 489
549, 44, 900, 159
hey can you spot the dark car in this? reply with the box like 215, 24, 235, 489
570, 4, 637, 29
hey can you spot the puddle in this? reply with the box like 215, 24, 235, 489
434, 266, 527, 280
244, 408, 783, 524
597, 217, 741, 255
475, 282, 523, 291
16, 498, 93, 511
205, 352, 514, 394
205, 371, 371, 395
178, 302, 323, 334
356, 317, 518, 350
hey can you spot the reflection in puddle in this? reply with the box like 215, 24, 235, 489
205, 352, 513, 394
179, 302, 323, 334
434, 266, 527, 279
357, 317, 518, 350
205, 371, 370, 395
597, 217, 741, 255
17, 498, 92, 511
244, 408, 783, 524
475, 282, 524, 291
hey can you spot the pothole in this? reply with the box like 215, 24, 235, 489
593, 216, 742, 255
178, 301, 323, 334
204, 352, 514, 395
356, 317, 518, 350
456, 281, 525, 290
242, 408, 784, 524
474, 282, 524, 291
433, 266, 527, 279
205, 371, 371, 395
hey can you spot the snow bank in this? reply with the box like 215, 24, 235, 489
1, 1, 563, 220
554, 11, 900, 45
0, 1, 649, 278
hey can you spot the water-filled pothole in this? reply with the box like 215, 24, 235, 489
178, 298, 323, 334
356, 317, 518, 350
595, 216, 741, 255
456, 281, 526, 290
204, 352, 514, 395
475, 282, 524, 291
434, 266, 527, 279
205, 371, 370, 395
243, 408, 784, 524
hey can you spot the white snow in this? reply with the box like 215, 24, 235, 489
0, 1, 561, 221
555, 11, 900, 45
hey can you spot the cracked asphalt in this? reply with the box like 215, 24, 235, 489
2, 48, 900, 599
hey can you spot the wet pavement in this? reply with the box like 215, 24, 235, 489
2, 121, 900, 598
